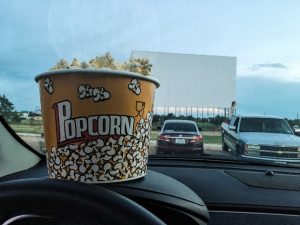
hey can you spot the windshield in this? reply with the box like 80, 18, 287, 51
164, 123, 197, 132
1, 0, 300, 172
240, 118, 293, 134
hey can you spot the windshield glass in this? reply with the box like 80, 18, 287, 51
1, 0, 300, 171
239, 118, 293, 134
164, 123, 197, 132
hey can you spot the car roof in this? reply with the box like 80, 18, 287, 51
237, 114, 284, 119
164, 120, 197, 124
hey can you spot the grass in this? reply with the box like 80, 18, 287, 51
197, 122, 219, 131
8, 123, 221, 144
10, 124, 44, 134
150, 131, 159, 140
203, 135, 221, 145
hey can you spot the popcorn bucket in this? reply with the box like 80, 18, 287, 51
35, 69, 159, 183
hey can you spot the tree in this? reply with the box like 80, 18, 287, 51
166, 113, 176, 120
152, 114, 160, 124
0, 95, 20, 122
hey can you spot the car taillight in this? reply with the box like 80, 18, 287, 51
159, 134, 171, 142
190, 135, 203, 143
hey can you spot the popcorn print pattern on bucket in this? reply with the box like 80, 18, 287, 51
47, 112, 153, 183
44, 77, 54, 94
128, 79, 141, 95
78, 84, 111, 102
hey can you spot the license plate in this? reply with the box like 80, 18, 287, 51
175, 138, 185, 144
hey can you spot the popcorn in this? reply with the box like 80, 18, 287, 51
91, 165, 99, 172
79, 165, 87, 173
128, 79, 141, 95
49, 53, 152, 76
91, 155, 100, 164
124, 58, 152, 76
92, 87, 110, 102
84, 146, 93, 154
113, 155, 123, 162
106, 148, 116, 156
46, 113, 152, 182
89, 53, 117, 70
103, 162, 112, 171
70, 58, 81, 68
103, 155, 112, 161
78, 84, 110, 102
44, 77, 54, 94
50, 59, 70, 70
81, 61, 90, 69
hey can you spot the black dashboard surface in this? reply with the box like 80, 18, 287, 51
149, 159, 300, 211
1, 158, 300, 225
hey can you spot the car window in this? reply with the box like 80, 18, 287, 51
240, 118, 293, 134
233, 117, 239, 128
163, 123, 197, 132
229, 117, 237, 126
1, 0, 300, 172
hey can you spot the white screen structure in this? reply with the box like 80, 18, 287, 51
132, 51, 236, 108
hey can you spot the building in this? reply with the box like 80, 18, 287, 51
131, 51, 236, 118
20, 112, 30, 120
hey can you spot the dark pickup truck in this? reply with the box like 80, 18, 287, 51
221, 115, 300, 162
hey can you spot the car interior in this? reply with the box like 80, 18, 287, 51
1, 116, 300, 225
1, 1, 300, 225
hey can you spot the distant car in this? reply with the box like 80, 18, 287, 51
156, 120, 203, 154
293, 125, 300, 136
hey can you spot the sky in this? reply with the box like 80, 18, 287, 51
1, 0, 300, 118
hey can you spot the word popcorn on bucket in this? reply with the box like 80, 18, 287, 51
53, 100, 134, 145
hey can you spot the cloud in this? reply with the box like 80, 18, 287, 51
238, 59, 300, 83
249, 63, 287, 71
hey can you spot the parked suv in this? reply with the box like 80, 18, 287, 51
156, 120, 203, 154
221, 115, 300, 162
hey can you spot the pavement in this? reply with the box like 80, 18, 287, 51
18, 133, 45, 154
18, 133, 224, 156
17, 132, 41, 137
148, 140, 223, 155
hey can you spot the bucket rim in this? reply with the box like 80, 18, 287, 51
35, 69, 160, 88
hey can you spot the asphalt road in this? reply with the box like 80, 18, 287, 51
148, 140, 230, 156
18, 133, 228, 157
15, 133, 300, 166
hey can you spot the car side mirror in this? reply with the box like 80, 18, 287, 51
198, 126, 202, 131
157, 125, 162, 130
228, 125, 236, 131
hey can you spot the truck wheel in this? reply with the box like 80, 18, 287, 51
222, 136, 229, 152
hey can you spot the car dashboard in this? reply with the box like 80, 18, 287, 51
1, 157, 300, 225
